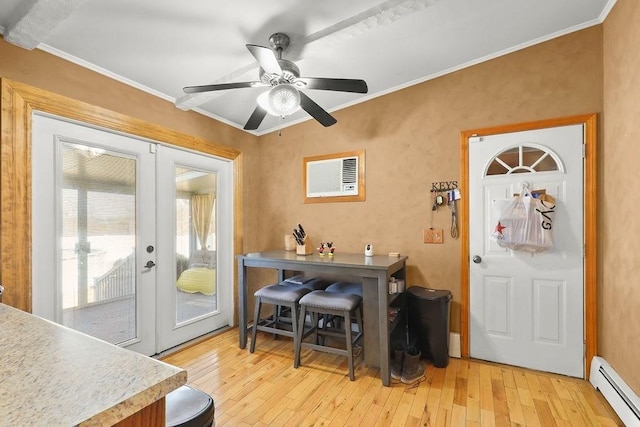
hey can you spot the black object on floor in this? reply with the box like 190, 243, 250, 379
406, 286, 452, 368
166, 385, 215, 427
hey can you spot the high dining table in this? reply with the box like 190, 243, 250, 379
237, 250, 408, 386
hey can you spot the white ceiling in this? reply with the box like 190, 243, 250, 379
0, 0, 615, 135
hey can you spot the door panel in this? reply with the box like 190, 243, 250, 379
155, 145, 234, 351
469, 124, 584, 377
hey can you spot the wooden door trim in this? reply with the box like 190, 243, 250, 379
459, 113, 597, 378
1, 78, 243, 318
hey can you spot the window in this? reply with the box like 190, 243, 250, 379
486, 144, 563, 176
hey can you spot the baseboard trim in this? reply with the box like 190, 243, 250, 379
449, 332, 461, 358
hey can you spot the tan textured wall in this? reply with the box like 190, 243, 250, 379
257, 27, 603, 333
602, 0, 640, 394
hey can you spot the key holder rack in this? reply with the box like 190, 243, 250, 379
430, 181, 458, 193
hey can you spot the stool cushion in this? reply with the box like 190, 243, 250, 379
281, 277, 331, 291
299, 290, 362, 311
255, 283, 310, 303
325, 281, 363, 297
166, 385, 214, 427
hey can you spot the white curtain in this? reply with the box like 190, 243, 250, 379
192, 193, 215, 250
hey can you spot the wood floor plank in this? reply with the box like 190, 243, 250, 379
451, 404, 467, 426
525, 373, 547, 401
479, 363, 495, 412
360, 403, 385, 426
521, 403, 542, 427
160, 328, 623, 426
545, 392, 571, 422
408, 372, 431, 419
533, 398, 557, 426
375, 385, 405, 426
561, 397, 591, 426
466, 372, 481, 422
504, 385, 526, 425
550, 377, 573, 400
388, 389, 413, 426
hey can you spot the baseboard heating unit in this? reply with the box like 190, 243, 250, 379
590, 356, 640, 426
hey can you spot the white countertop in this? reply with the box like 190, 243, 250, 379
0, 303, 186, 425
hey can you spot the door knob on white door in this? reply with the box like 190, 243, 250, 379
472, 255, 482, 264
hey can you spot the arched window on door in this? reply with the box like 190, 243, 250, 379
485, 143, 564, 176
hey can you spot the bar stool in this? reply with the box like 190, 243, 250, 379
325, 281, 363, 329
325, 281, 362, 296
294, 290, 364, 381
275, 277, 331, 321
250, 283, 311, 354
166, 385, 214, 427
281, 276, 331, 291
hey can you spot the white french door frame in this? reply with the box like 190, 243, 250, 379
155, 144, 235, 351
32, 113, 158, 354
32, 113, 236, 355
459, 114, 598, 378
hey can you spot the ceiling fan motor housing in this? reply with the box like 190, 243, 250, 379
260, 59, 300, 85
268, 33, 290, 54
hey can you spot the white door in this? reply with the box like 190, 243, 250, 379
468, 124, 584, 377
32, 113, 233, 355
155, 145, 234, 350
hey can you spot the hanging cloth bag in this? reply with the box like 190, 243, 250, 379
491, 187, 556, 253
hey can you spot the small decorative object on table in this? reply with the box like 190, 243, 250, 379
317, 242, 326, 256
365, 244, 374, 257
327, 242, 335, 257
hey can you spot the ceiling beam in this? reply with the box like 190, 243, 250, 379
4, 0, 83, 50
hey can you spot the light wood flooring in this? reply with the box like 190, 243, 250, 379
162, 328, 622, 426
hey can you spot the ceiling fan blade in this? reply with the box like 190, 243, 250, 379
299, 92, 337, 127
243, 105, 268, 130
296, 77, 368, 94
183, 81, 266, 94
246, 44, 283, 75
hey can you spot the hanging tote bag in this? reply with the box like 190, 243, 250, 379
491, 194, 556, 253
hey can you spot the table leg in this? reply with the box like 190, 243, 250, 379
377, 272, 390, 386
238, 262, 247, 348
362, 274, 391, 386
361, 278, 378, 367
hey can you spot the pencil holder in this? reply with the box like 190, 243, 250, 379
284, 234, 296, 251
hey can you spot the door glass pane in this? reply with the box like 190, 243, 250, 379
487, 145, 560, 175
175, 166, 217, 324
60, 142, 137, 345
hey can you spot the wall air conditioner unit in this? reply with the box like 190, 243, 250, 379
590, 356, 640, 426
304, 150, 365, 203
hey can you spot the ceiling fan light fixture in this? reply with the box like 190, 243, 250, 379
260, 83, 300, 116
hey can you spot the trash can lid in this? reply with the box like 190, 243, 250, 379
406, 286, 452, 301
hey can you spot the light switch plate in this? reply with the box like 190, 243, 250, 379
424, 228, 444, 244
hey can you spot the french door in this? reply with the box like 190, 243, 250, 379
31, 113, 233, 355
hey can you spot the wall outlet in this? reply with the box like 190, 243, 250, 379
424, 228, 444, 244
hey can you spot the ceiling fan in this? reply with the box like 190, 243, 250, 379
182, 33, 368, 131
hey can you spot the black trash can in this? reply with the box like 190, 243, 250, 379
406, 286, 452, 368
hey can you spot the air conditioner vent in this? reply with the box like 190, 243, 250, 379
342, 158, 357, 184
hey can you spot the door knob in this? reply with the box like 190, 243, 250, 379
145, 260, 156, 269
472, 255, 482, 264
